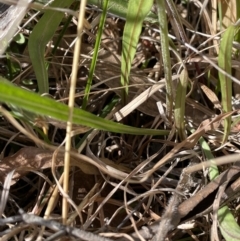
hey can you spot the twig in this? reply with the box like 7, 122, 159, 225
0, 210, 115, 241
151, 167, 192, 241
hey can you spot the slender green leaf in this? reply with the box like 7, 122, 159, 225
218, 25, 236, 143
121, 0, 153, 103
218, 0, 223, 31
28, 0, 74, 94
82, 0, 109, 109
237, 1, 240, 20
156, 0, 173, 119
0, 80, 169, 136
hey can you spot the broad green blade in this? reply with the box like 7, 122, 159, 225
120, 0, 153, 102
0, 80, 169, 136
28, 0, 74, 94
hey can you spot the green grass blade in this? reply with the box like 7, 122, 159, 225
238, 1, 240, 19
28, 0, 74, 94
218, 25, 236, 143
120, 0, 153, 103
156, 0, 173, 119
0, 80, 169, 136
218, 0, 223, 30
82, 0, 109, 109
